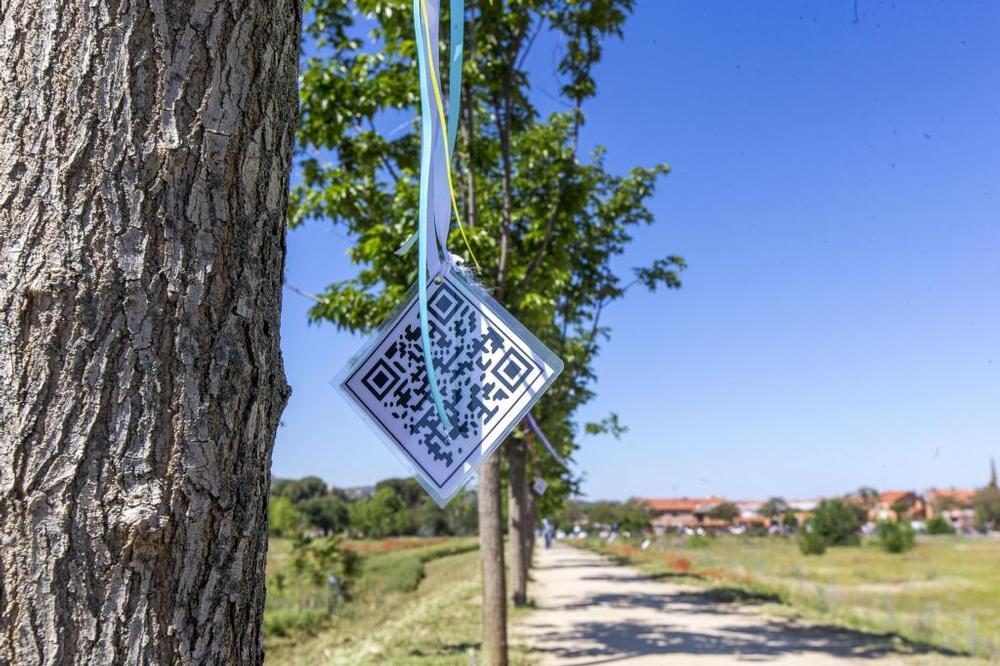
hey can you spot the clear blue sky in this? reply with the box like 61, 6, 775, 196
274, 1, 1000, 501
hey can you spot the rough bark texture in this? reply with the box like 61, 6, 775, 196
477, 456, 508, 666
0, 1, 300, 663
506, 439, 528, 607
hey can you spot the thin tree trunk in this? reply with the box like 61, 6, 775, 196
0, 1, 300, 664
506, 439, 528, 606
477, 456, 507, 666
525, 487, 537, 572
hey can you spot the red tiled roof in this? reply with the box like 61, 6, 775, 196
879, 490, 916, 504
636, 496, 722, 513
927, 487, 976, 506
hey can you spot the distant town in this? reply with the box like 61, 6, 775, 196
634, 460, 998, 535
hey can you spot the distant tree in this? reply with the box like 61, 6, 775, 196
442, 490, 479, 536
798, 530, 827, 556
973, 486, 1000, 531
269, 497, 305, 538
890, 498, 913, 519
708, 502, 740, 524
875, 520, 915, 554
781, 510, 799, 530
925, 515, 955, 535
284, 476, 329, 503
300, 495, 351, 535
618, 501, 652, 534
760, 497, 789, 519
349, 486, 412, 538
807, 499, 861, 547
856, 486, 880, 512
375, 478, 426, 508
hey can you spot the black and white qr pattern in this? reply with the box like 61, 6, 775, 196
342, 270, 560, 497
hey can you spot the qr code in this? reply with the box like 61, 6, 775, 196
341, 269, 561, 499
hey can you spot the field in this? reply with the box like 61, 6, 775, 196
264, 536, 534, 665
583, 534, 1000, 661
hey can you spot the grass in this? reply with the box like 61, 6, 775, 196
265, 537, 536, 665
581, 534, 1000, 661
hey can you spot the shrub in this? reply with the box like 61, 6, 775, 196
798, 530, 827, 555
808, 499, 861, 547
262, 608, 327, 637
925, 515, 955, 535
686, 534, 711, 549
875, 520, 915, 553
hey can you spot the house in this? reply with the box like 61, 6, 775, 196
925, 487, 977, 531
636, 496, 725, 532
876, 490, 925, 521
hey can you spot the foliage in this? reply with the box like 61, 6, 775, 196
875, 520, 915, 554
890, 498, 913, 517
263, 608, 328, 638
973, 485, 1000, 531
299, 495, 351, 535
552, 499, 649, 533
924, 515, 955, 535
707, 502, 740, 523
760, 497, 789, 519
798, 530, 827, 555
686, 534, 712, 549
806, 499, 861, 547
269, 496, 304, 537
293, 0, 683, 512
272, 476, 330, 503
290, 533, 362, 601
781, 510, 799, 529
349, 486, 413, 538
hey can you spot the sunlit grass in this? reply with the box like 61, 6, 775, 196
583, 534, 1000, 661
265, 537, 535, 665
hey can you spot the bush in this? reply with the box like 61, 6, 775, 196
875, 520, 915, 553
686, 534, 711, 549
263, 608, 327, 637
925, 515, 955, 535
798, 530, 827, 555
808, 499, 861, 547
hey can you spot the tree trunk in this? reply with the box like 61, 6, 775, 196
477, 456, 507, 666
506, 439, 528, 606
525, 487, 536, 573
0, 1, 300, 664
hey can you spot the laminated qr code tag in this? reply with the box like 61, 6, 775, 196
338, 267, 563, 507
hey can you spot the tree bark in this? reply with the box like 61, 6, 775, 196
506, 439, 528, 606
0, 1, 300, 664
477, 456, 507, 666
525, 485, 536, 572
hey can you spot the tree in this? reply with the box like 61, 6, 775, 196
273, 476, 330, 503
349, 486, 413, 537
973, 486, 1000, 531
708, 502, 741, 524
301, 495, 351, 535
875, 520, 915, 554
294, 1, 682, 660
807, 499, 861, 547
760, 497, 790, 520
890, 498, 913, 519
270, 497, 306, 537
924, 515, 955, 535
0, 3, 299, 663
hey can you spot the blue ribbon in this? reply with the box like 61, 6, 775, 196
413, 0, 464, 434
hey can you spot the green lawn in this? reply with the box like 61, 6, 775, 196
264, 537, 535, 665
584, 534, 1000, 661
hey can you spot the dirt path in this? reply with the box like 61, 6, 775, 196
517, 543, 915, 665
